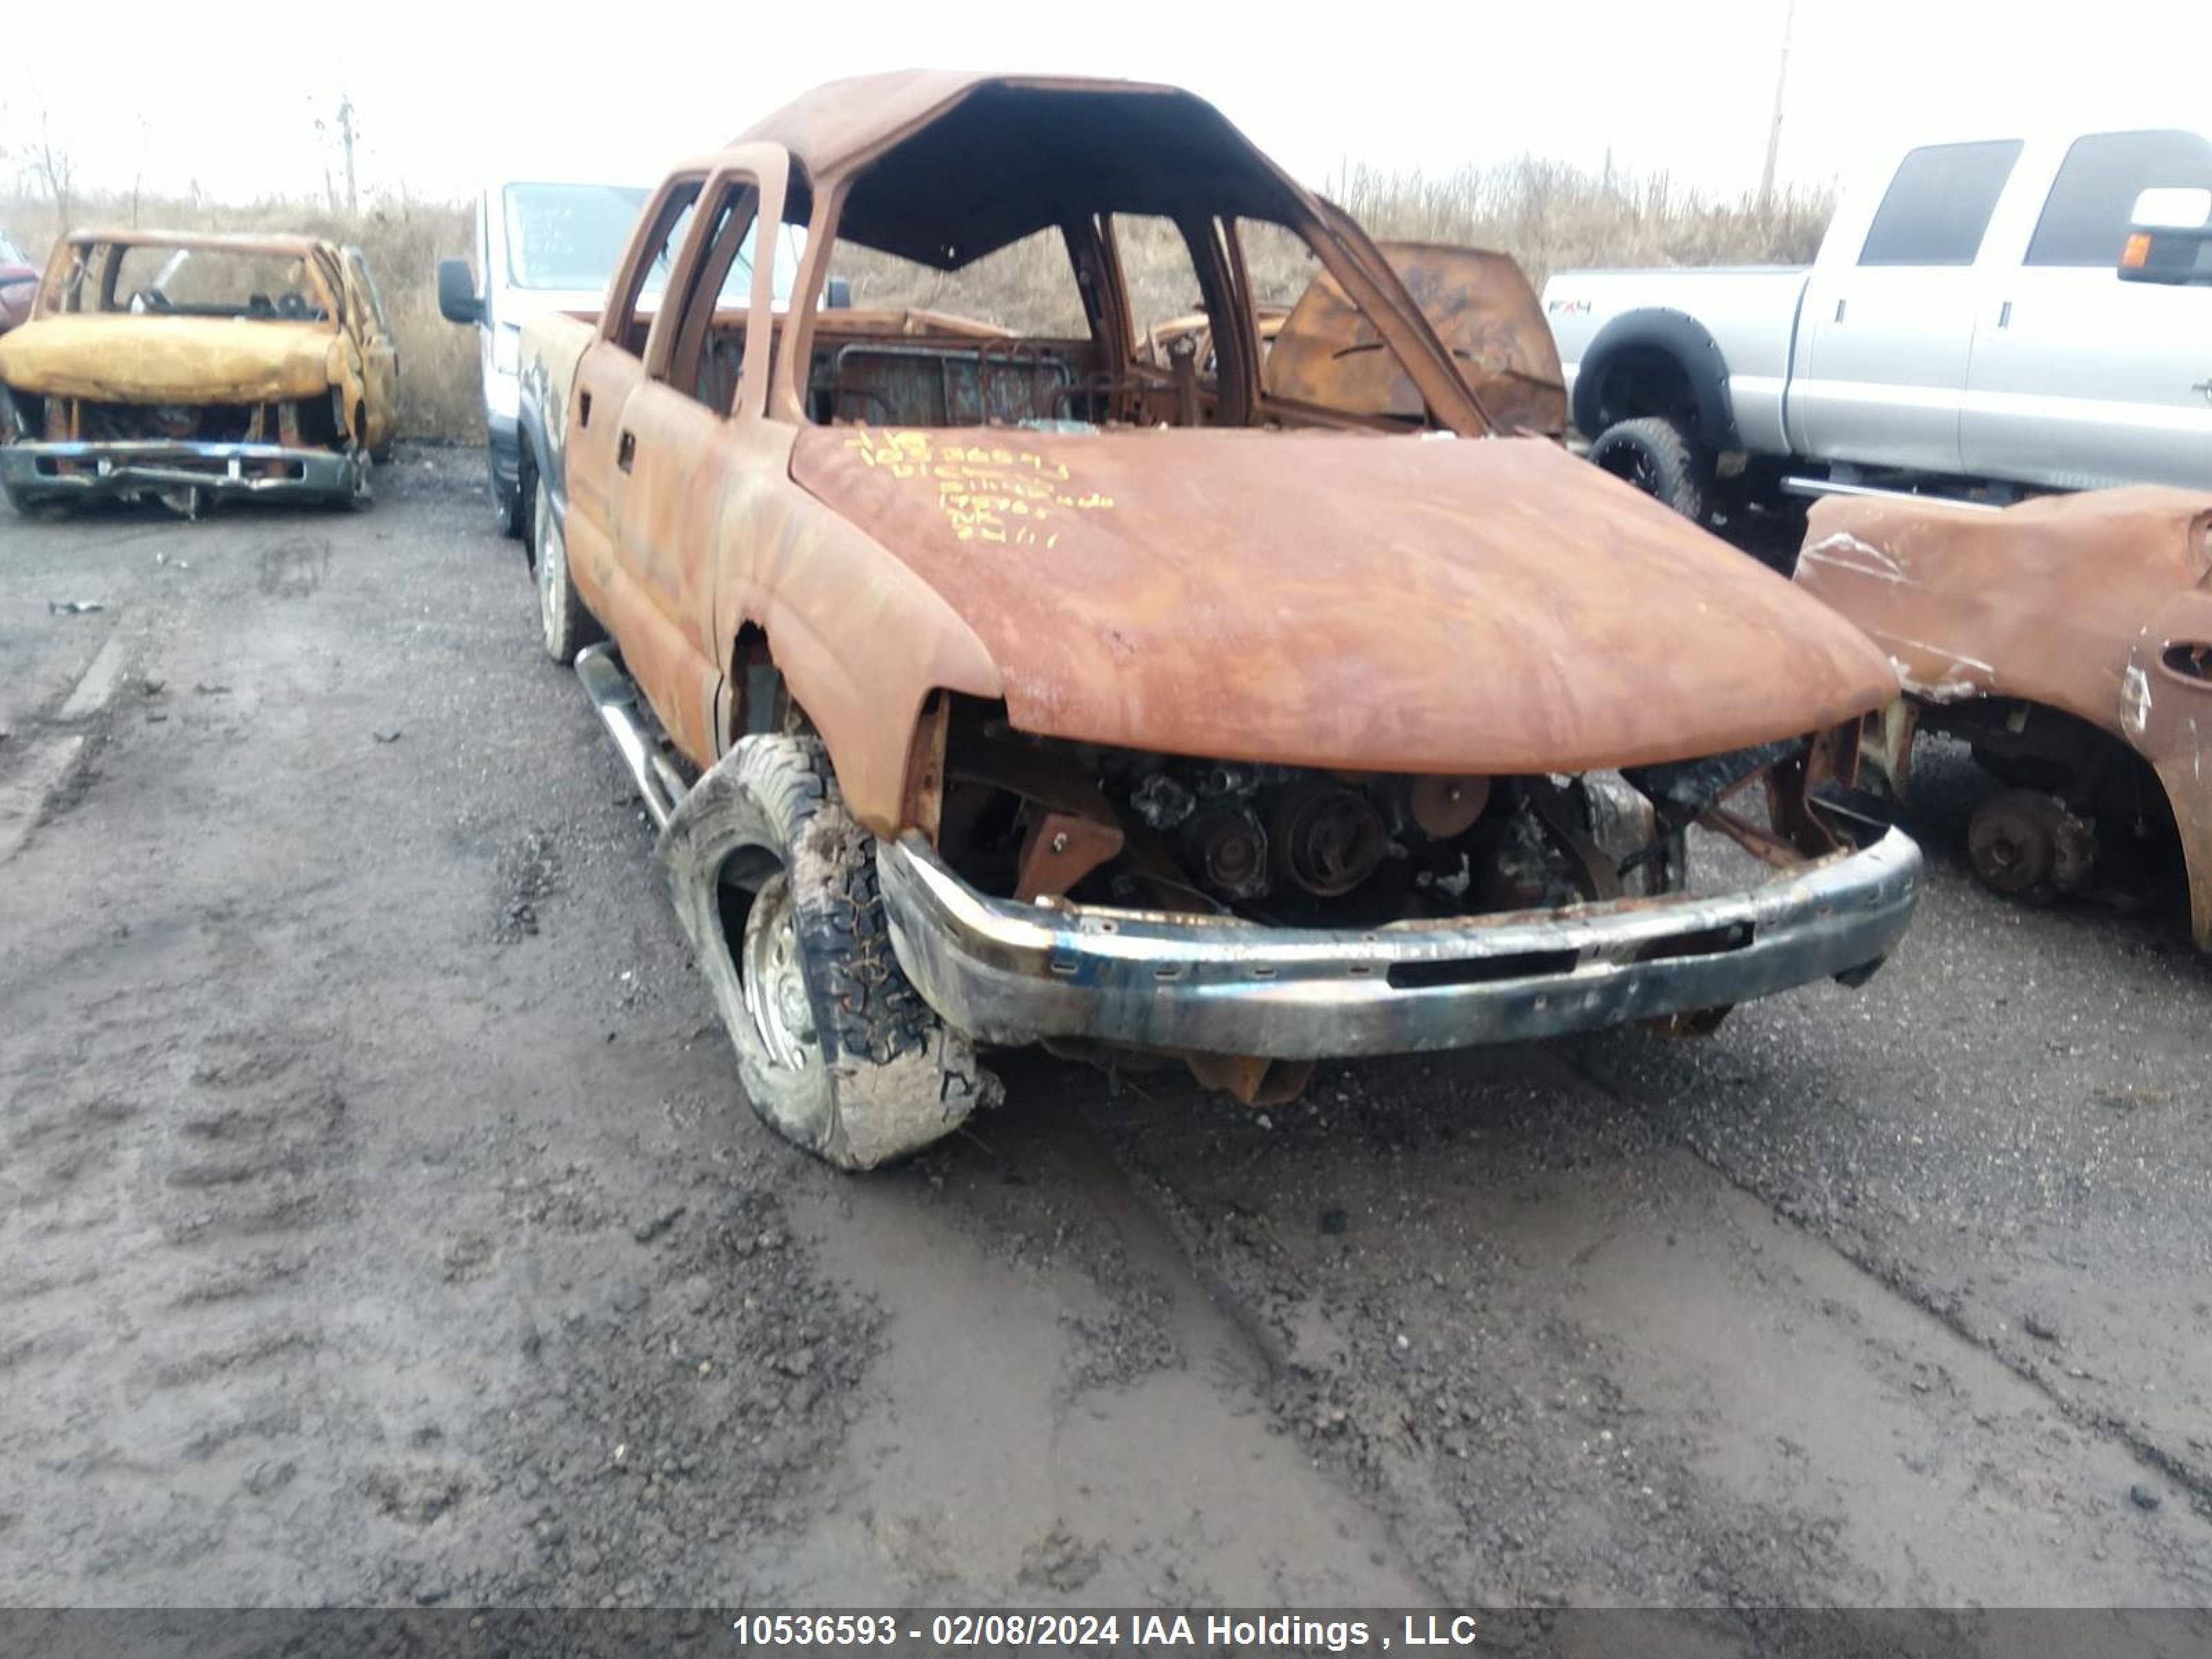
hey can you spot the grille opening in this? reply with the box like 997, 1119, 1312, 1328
1632, 920, 1754, 963
1387, 948, 1580, 990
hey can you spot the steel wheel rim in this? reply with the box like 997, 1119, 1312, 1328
740, 871, 818, 1072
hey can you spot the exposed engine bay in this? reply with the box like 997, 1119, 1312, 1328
928, 698, 1865, 930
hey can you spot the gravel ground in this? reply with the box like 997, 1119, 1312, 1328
1, 449, 2207, 1622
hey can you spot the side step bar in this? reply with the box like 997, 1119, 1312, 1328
1781, 474, 2003, 512
574, 643, 689, 830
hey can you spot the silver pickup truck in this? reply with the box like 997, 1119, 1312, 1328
1541, 120, 2212, 525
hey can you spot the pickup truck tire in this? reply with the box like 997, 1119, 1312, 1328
661, 735, 997, 1171
534, 478, 602, 664
1588, 416, 1709, 524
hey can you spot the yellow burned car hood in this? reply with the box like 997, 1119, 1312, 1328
0, 315, 337, 403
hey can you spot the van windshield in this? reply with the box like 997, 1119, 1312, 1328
503, 183, 654, 292
503, 182, 804, 306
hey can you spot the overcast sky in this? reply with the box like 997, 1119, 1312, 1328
4, 0, 2205, 207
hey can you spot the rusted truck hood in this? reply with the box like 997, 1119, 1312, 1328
0, 315, 337, 403
793, 428, 1897, 773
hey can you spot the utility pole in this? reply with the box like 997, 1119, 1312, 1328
1758, 0, 1797, 208
337, 93, 358, 214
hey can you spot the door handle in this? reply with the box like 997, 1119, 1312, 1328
1997, 300, 2013, 329
2193, 379, 2212, 404
1833, 298, 1846, 324
617, 431, 636, 473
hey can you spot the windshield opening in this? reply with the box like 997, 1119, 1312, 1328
52, 243, 331, 321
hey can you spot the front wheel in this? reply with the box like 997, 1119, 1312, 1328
660, 735, 997, 1170
534, 478, 601, 664
1589, 416, 1709, 523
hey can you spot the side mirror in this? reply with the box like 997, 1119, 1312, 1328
2119, 186, 2212, 285
437, 257, 485, 325
824, 275, 852, 311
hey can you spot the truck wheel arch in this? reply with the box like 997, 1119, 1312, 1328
517, 402, 559, 563
1572, 309, 1740, 452
705, 494, 1005, 838
727, 623, 794, 740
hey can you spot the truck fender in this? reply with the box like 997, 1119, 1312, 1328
518, 395, 558, 523
1571, 308, 1740, 452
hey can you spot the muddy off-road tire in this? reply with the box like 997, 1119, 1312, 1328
661, 735, 998, 1170
1589, 415, 1709, 524
534, 478, 601, 664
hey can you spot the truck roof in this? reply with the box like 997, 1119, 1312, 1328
61, 228, 332, 259
728, 70, 1307, 270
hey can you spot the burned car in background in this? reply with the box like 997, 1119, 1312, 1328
521, 71, 1924, 1169
0, 230, 397, 515
0, 229, 37, 336
1797, 488, 2212, 947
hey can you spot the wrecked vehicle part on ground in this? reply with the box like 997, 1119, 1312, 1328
0, 230, 397, 515
1794, 487, 2212, 947
527, 71, 1923, 1167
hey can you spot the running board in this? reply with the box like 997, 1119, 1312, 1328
574, 643, 689, 830
1781, 475, 2003, 512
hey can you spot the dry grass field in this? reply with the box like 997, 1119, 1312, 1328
1, 160, 1830, 442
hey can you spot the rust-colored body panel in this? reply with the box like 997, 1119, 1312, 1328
0, 315, 339, 402
563, 397, 1004, 830
0, 229, 392, 454
1266, 243, 1566, 435
1796, 488, 2212, 946
791, 427, 1896, 776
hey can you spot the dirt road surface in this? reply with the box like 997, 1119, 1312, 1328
2, 452, 2209, 1626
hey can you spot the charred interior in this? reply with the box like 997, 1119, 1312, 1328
926, 696, 1871, 929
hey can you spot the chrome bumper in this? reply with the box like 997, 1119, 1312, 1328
878, 827, 1922, 1058
2, 440, 361, 502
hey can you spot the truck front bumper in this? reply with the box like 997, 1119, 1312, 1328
878, 827, 1922, 1058
2, 440, 362, 505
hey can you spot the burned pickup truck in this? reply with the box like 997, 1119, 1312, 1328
521, 71, 1923, 1168
0, 229, 396, 514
